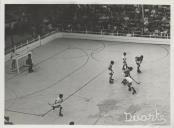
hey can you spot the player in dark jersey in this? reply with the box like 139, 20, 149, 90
135, 55, 143, 73
122, 52, 127, 62
4, 116, 13, 125
109, 71, 114, 84
26, 54, 33, 73
108, 60, 114, 73
108, 60, 114, 84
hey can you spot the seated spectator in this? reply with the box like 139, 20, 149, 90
124, 16, 129, 21
144, 17, 149, 25
4, 116, 13, 125
135, 8, 140, 14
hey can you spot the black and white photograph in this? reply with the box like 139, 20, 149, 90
2, 0, 173, 127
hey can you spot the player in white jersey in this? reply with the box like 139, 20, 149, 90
125, 76, 136, 95
122, 66, 133, 85
49, 94, 63, 116
121, 66, 136, 95
122, 52, 128, 70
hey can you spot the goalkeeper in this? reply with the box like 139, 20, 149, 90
26, 54, 33, 73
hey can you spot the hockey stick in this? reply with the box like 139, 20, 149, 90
40, 103, 54, 117
48, 102, 61, 108
130, 76, 141, 84
77, 95, 91, 102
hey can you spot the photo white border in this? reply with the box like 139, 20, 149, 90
0, 0, 173, 128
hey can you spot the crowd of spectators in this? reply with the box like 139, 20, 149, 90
5, 5, 170, 50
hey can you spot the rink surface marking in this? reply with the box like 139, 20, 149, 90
5, 48, 89, 102
6, 47, 69, 81
5, 43, 106, 117
5, 39, 170, 124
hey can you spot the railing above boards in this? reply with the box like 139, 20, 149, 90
63, 30, 170, 39
5, 29, 170, 55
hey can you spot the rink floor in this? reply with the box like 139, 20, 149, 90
5, 38, 170, 125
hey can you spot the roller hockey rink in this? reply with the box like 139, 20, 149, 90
5, 38, 170, 125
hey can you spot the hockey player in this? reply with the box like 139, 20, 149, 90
49, 94, 63, 117
4, 116, 13, 125
123, 66, 137, 95
122, 62, 128, 71
108, 60, 114, 84
135, 55, 143, 73
125, 76, 136, 95
124, 66, 133, 77
122, 52, 128, 70
122, 52, 127, 62
122, 66, 133, 85
26, 54, 33, 73
109, 71, 114, 84
108, 60, 114, 73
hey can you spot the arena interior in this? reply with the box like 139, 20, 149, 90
5, 4, 170, 125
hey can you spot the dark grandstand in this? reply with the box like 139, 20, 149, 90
5, 4, 170, 53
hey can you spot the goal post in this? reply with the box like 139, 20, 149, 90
11, 48, 32, 73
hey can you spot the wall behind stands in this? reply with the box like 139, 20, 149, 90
5, 32, 170, 62
62, 33, 170, 45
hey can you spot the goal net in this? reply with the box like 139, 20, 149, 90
11, 49, 32, 73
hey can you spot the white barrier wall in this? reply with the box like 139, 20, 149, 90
5, 32, 62, 62
5, 32, 170, 62
62, 33, 170, 45
41, 32, 62, 45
